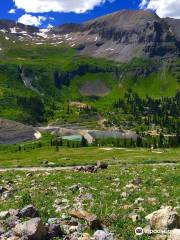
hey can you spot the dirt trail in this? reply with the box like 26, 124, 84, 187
0, 166, 78, 172
0, 163, 179, 172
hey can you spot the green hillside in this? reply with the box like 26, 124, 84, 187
0, 43, 179, 125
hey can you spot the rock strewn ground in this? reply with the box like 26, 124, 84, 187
0, 165, 179, 239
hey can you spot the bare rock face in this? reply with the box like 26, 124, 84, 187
164, 18, 180, 40
13, 218, 47, 240
50, 23, 83, 35
0, 118, 36, 144
56, 10, 180, 62
145, 207, 180, 230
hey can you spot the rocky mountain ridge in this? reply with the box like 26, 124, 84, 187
0, 10, 180, 62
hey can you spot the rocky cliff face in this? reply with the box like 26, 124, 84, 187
72, 10, 180, 61
164, 18, 180, 40
0, 10, 179, 62
50, 23, 83, 34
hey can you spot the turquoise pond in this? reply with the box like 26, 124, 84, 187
62, 135, 83, 142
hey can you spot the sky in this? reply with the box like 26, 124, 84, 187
0, 0, 180, 28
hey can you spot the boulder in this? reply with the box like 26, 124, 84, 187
19, 205, 39, 218
74, 166, 97, 173
13, 217, 46, 240
78, 233, 91, 240
9, 209, 20, 217
47, 223, 63, 239
129, 213, 141, 222
0, 211, 10, 219
47, 218, 61, 225
6, 216, 20, 228
97, 161, 108, 170
69, 210, 101, 229
69, 225, 78, 233
68, 184, 80, 192
145, 206, 180, 230
93, 230, 113, 240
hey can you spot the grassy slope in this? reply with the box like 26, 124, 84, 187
0, 41, 179, 123
87, 71, 179, 110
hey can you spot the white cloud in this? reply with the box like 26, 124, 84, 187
139, 0, 148, 9
140, 0, 180, 19
47, 24, 54, 29
13, 0, 113, 14
18, 14, 47, 26
8, 9, 16, 14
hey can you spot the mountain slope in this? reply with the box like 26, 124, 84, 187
0, 44, 179, 125
51, 10, 180, 62
0, 10, 180, 62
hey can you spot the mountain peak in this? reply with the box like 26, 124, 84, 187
0, 19, 39, 33
85, 9, 159, 29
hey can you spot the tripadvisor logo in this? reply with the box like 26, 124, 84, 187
135, 227, 144, 236
135, 227, 170, 236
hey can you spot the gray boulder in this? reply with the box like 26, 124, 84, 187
19, 205, 39, 218
47, 223, 63, 239
145, 206, 180, 230
13, 217, 46, 240
97, 161, 108, 170
93, 230, 113, 240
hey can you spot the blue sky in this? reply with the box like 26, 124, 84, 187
0, 0, 179, 28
